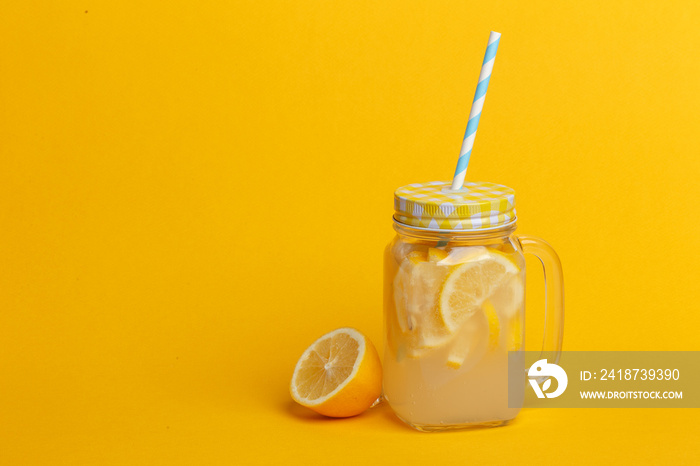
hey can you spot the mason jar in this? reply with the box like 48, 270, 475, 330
383, 181, 564, 432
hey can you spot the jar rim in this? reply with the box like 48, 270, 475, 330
393, 216, 517, 240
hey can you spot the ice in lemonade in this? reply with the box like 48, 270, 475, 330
383, 238, 525, 429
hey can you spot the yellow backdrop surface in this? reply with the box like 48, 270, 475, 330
1, 1, 699, 464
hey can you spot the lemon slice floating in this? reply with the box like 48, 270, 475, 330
290, 328, 382, 418
507, 314, 523, 352
446, 299, 501, 369
393, 251, 427, 333
427, 247, 448, 262
446, 312, 487, 369
393, 248, 452, 356
483, 300, 500, 351
439, 250, 519, 333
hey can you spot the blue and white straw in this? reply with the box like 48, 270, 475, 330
451, 31, 501, 190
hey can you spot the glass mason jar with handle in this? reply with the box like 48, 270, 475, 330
383, 181, 563, 432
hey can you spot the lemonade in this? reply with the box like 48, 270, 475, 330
383, 233, 525, 430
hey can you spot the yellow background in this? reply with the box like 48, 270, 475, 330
2, 1, 699, 464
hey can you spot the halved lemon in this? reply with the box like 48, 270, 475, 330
290, 328, 382, 418
439, 250, 519, 333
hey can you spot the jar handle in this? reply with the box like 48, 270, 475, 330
516, 235, 564, 364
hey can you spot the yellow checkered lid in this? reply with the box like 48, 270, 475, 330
394, 181, 516, 231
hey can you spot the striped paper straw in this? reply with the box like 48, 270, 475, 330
451, 31, 501, 190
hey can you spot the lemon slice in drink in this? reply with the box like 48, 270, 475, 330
393, 248, 452, 356
483, 300, 500, 350
428, 247, 448, 262
507, 315, 523, 351
439, 250, 519, 333
446, 312, 487, 369
446, 299, 501, 369
290, 328, 382, 418
393, 251, 426, 333
436, 246, 489, 266
490, 275, 524, 320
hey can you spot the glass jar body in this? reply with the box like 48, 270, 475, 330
383, 222, 525, 431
